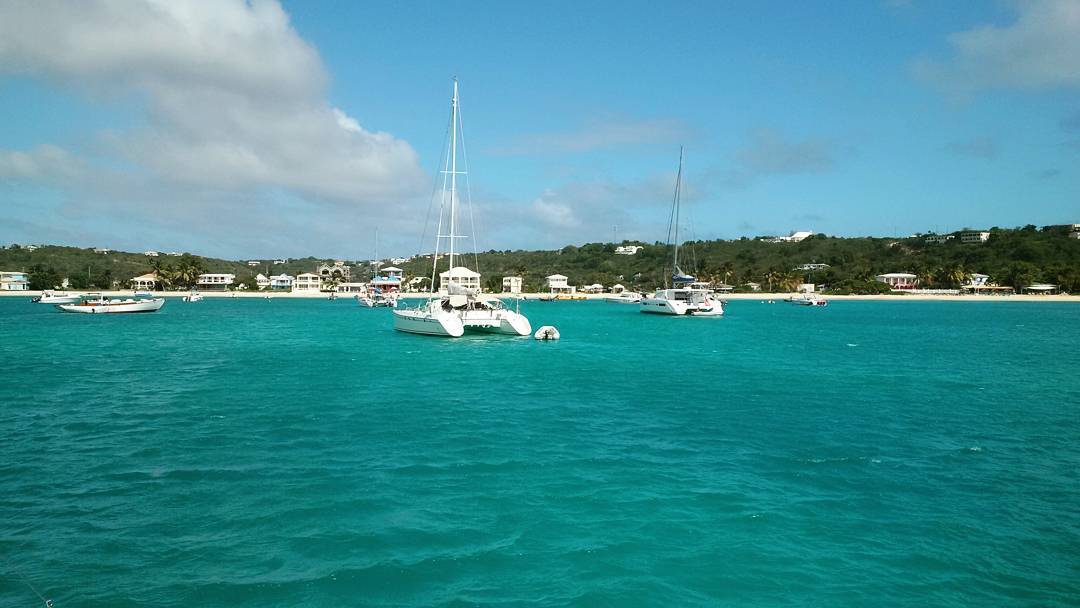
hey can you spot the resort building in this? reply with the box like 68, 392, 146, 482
294, 272, 322, 292
129, 273, 159, 291
581, 283, 604, 293
0, 271, 29, 291
318, 262, 351, 283
615, 245, 643, 255
196, 273, 235, 290
439, 267, 481, 294
875, 272, 918, 290
255, 274, 270, 290
924, 235, 954, 244
269, 274, 294, 290
144, 250, 159, 257
502, 276, 523, 294
546, 274, 576, 295
372, 266, 404, 293
794, 263, 830, 271
960, 230, 990, 243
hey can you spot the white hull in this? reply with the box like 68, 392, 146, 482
57, 297, 165, 314
393, 300, 531, 338
603, 293, 642, 304
393, 308, 465, 337
640, 292, 724, 316
34, 293, 84, 304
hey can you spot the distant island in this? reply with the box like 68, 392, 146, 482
3, 224, 1078, 295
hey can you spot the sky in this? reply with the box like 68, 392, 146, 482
0, 0, 1078, 260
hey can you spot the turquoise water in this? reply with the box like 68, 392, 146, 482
2, 297, 1079, 607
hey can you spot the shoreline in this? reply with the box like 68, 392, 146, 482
3, 290, 1078, 302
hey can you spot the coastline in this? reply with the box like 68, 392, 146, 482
4, 290, 1078, 302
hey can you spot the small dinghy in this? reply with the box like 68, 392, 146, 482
534, 325, 560, 340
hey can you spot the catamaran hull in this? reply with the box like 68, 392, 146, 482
640, 297, 723, 316
392, 309, 465, 337
460, 311, 532, 336
56, 298, 166, 314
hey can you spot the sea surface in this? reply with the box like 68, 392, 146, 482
1, 297, 1078, 607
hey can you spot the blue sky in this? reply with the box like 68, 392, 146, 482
1, 0, 1077, 259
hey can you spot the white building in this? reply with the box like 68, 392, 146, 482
144, 250, 159, 257
247, 261, 260, 267
269, 274, 294, 290
317, 262, 351, 283
197, 273, 235, 290
166, 251, 182, 257
615, 245, 643, 255
391, 257, 411, 265
294, 272, 322, 292
129, 273, 158, 291
336, 282, 369, 294
960, 230, 990, 243
372, 266, 404, 292
924, 235, 954, 244
581, 283, 604, 293
273, 259, 287, 265
794, 263, 830, 271
546, 274, 575, 295
24, 245, 39, 252
93, 247, 111, 254
439, 266, 481, 294
967, 273, 990, 287
255, 274, 270, 290
502, 276, 523, 294
0, 271, 29, 291
875, 272, 918, 289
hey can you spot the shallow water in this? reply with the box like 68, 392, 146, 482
1, 297, 1078, 606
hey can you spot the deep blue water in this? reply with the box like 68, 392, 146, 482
1, 297, 1078, 607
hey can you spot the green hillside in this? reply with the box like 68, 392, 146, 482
4, 224, 1078, 293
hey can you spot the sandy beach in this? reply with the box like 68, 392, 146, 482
4, 290, 1078, 302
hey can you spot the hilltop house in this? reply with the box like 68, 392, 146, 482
924, 234, 954, 244
144, 250, 159, 257
794, 263, 830, 271
765, 231, 813, 243
615, 245, 643, 255
959, 230, 990, 243
318, 262, 351, 283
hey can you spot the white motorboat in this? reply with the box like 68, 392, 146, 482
56, 294, 165, 314
640, 149, 724, 317
393, 79, 531, 338
358, 291, 397, 308
182, 291, 204, 302
32, 290, 84, 304
603, 292, 642, 304
788, 293, 828, 307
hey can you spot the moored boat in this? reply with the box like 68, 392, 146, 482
32, 290, 84, 304
56, 294, 165, 314
788, 293, 828, 307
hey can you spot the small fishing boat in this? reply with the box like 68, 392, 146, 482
56, 294, 165, 314
32, 290, 84, 304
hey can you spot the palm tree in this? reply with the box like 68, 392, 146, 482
718, 262, 734, 288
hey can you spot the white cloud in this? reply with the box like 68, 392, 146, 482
0, 0, 426, 256
914, 0, 1080, 95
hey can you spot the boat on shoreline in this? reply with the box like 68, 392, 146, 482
640, 149, 723, 317
788, 293, 828, 307
56, 293, 165, 314
393, 79, 531, 338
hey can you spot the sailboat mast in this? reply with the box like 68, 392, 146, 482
448, 78, 458, 273
673, 146, 683, 272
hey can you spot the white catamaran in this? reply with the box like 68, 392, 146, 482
640, 148, 724, 317
392, 79, 531, 338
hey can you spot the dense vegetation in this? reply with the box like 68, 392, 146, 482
3, 225, 1078, 293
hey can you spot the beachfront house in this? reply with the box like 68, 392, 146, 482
960, 230, 990, 243
294, 272, 321, 292
336, 282, 368, 294
255, 274, 270, 290
318, 262, 351, 284
372, 266, 404, 293
615, 245, 643, 255
129, 273, 159, 291
875, 272, 918, 290
610, 283, 626, 294
546, 274, 575, 295
197, 273, 235, 290
0, 271, 29, 291
1022, 284, 1059, 295
581, 283, 604, 294
269, 274, 294, 290
743, 282, 762, 292
502, 276, 523, 294
439, 267, 481, 294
